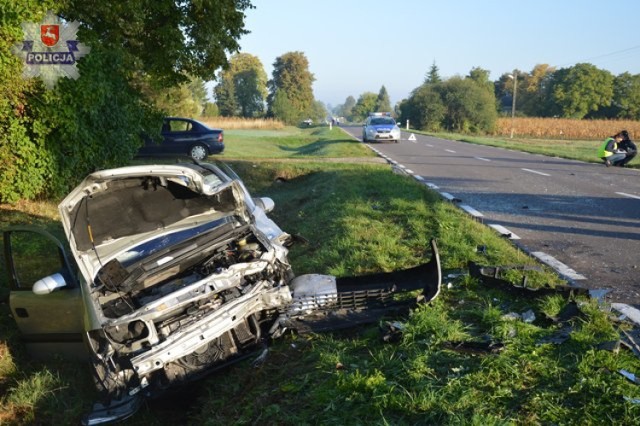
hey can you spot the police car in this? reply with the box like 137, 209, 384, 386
362, 112, 401, 143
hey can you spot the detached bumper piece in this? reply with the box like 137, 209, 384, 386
281, 239, 442, 333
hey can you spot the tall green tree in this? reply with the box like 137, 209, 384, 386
267, 51, 315, 123
351, 92, 378, 122
399, 84, 445, 132
612, 72, 640, 120
214, 74, 238, 116
215, 53, 268, 117
467, 66, 494, 93
548, 63, 614, 119
375, 85, 392, 112
270, 90, 299, 125
425, 61, 442, 84
439, 77, 497, 132
519, 64, 555, 116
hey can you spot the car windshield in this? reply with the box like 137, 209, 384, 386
371, 118, 395, 125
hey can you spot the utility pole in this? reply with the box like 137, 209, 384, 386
509, 71, 518, 139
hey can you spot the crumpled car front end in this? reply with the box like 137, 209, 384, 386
58, 163, 295, 424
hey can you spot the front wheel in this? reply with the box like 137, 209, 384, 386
189, 144, 208, 161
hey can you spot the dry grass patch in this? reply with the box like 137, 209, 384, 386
201, 117, 285, 130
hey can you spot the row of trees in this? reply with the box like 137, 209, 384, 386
213, 51, 327, 124
494, 63, 640, 120
332, 62, 640, 133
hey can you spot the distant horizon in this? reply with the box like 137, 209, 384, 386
225, 0, 640, 108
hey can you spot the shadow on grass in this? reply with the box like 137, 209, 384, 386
276, 137, 359, 156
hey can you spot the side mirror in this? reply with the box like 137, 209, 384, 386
33, 273, 68, 295
254, 197, 275, 214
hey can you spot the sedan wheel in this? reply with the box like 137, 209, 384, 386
190, 144, 208, 161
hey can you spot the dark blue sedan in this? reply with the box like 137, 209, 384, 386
139, 117, 224, 161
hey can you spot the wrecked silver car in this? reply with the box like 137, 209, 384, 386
2, 161, 441, 424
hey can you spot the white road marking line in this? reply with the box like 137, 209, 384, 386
440, 192, 456, 201
405, 169, 414, 174
398, 164, 406, 169
616, 192, 640, 200
445, 149, 456, 153
460, 204, 484, 218
489, 224, 520, 239
475, 157, 491, 162
414, 175, 424, 181
531, 252, 586, 280
425, 144, 434, 147
521, 168, 551, 176
426, 182, 439, 189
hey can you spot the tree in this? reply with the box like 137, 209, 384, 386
399, 84, 445, 132
467, 66, 493, 93
64, 0, 253, 86
267, 51, 315, 122
270, 90, 299, 125
350, 92, 378, 122
375, 85, 392, 112
439, 77, 497, 132
518, 64, 555, 116
214, 75, 238, 117
425, 61, 442, 84
202, 102, 219, 118
612, 72, 640, 120
145, 76, 207, 117
216, 53, 268, 118
309, 100, 328, 122
548, 63, 614, 119
334, 95, 356, 120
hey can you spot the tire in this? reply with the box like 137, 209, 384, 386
362, 134, 367, 143
189, 144, 208, 161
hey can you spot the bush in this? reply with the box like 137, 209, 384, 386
0, 8, 159, 202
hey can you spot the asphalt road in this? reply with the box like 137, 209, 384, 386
341, 125, 640, 305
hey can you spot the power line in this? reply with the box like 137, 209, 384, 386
559, 45, 640, 68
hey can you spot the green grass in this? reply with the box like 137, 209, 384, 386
221, 125, 375, 159
417, 130, 639, 169
1, 129, 640, 424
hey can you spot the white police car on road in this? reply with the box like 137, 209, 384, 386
362, 113, 401, 143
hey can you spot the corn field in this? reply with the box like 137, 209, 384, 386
495, 117, 640, 140
201, 117, 285, 130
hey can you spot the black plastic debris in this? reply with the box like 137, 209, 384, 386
468, 262, 590, 298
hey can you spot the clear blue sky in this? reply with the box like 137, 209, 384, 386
234, 0, 640, 109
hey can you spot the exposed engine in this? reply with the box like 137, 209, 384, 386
88, 225, 294, 399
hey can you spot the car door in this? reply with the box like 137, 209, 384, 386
3, 227, 84, 356
163, 118, 193, 154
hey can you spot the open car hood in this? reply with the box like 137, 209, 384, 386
58, 164, 249, 284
